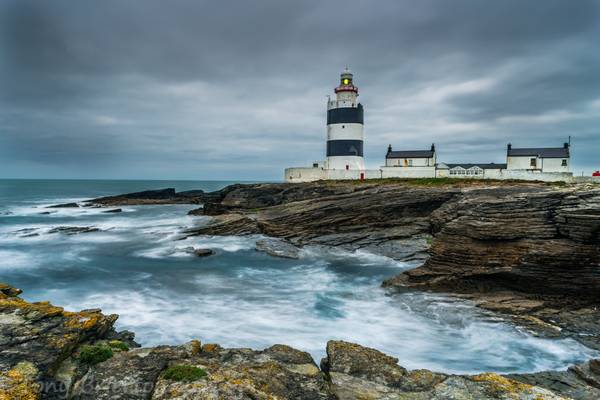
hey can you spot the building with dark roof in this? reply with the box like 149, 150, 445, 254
381, 144, 437, 178
506, 143, 570, 173
385, 144, 436, 167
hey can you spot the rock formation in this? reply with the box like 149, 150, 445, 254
2, 283, 600, 399
182, 181, 600, 348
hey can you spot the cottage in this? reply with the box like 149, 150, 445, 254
385, 144, 436, 167
379, 144, 437, 178
506, 143, 570, 173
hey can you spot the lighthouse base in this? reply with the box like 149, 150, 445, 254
325, 156, 365, 171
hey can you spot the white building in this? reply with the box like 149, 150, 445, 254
436, 163, 506, 179
284, 69, 577, 183
285, 69, 374, 182
380, 144, 436, 178
506, 143, 571, 173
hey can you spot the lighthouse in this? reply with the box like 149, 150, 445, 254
325, 68, 365, 171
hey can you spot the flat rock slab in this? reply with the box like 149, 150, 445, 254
48, 226, 100, 235
256, 238, 301, 259
47, 202, 79, 208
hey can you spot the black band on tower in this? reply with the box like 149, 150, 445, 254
327, 104, 364, 125
326, 140, 364, 157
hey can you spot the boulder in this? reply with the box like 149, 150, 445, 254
193, 248, 214, 257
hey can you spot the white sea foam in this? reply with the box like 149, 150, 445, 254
57, 256, 599, 374
0, 250, 37, 270
134, 234, 261, 258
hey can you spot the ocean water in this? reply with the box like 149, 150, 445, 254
0, 179, 597, 374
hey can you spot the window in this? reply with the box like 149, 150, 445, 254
561, 159, 568, 166
529, 158, 537, 167
408, 159, 413, 166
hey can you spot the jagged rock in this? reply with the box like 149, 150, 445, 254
256, 238, 300, 259
193, 248, 214, 257
89, 188, 212, 206
383, 186, 600, 348
70, 347, 177, 399
1, 285, 599, 399
183, 181, 600, 346
48, 226, 100, 235
0, 361, 41, 400
186, 183, 458, 261
322, 340, 567, 400
47, 202, 79, 208
0, 283, 117, 378
0, 283, 22, 297
508, 359, 600, 399
187, 206, 204, 216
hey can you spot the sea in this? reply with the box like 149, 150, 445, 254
0, 179, 597, 374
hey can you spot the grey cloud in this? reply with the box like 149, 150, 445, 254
1, 0, 599, 179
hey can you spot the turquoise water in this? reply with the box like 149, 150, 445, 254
0, 179, 597, 374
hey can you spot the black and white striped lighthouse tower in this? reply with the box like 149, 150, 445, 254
325, 68, 365, 171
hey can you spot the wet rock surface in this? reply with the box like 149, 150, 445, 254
47, 226, 101, 235
87, 188, 207, 206
2, 285, 599, 399
102, 208, 122, 213
383, 185, 600, 349
255, 238, 301, 259
192, 248, 214, 257
47, 202, 79, 208
185, 181, 461, 261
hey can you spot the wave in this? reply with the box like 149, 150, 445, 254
134, 234, 262, 258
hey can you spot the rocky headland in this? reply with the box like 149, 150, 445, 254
170, 180, 599, 351
26, 178, 600, 399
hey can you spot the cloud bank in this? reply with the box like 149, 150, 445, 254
1, 0, 599, 179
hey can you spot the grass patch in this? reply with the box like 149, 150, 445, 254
163, 365, 207, 382
79, 344, 113, 365
108, 340, 129, 352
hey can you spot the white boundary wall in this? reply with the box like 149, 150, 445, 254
284, 168, 382, 182
381, 166, 436, 178
284, 167, 327, 182
285, 167, 579, 183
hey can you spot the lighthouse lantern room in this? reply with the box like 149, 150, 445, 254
325, 68, 366, 171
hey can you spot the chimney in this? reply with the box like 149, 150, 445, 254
431, 143, 435, 152
507, 143, 512, 151
564, 142, 569, 149
387, 144, 392, 154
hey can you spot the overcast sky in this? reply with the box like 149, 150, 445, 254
1, 0, 599, 180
